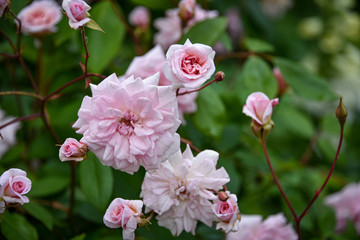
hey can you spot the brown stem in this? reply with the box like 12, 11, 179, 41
180, 137, 201, 153
0, 91, 42, 100
177, 77, 220, 96
81, 27, 89, 76
0, 113, 41, 131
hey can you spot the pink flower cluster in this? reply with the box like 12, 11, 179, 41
62, 0, 91, 30
324, 182, 360, 234
227, 213, 297, 240
0, 168, 32, 208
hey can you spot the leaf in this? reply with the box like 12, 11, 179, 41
1, 212, 38, 240
236, 56, 278, 103
70, 233, 86, 240
180, 17, 228, 46
86, 1, 125, 73
274, 57, 337, 101
243, 37, 274, 52
192, 86, 226, 138
131, 0, 173, 10
28, 176, 70, 197
86, 19, 104, 32
24, 203, 53, 230
79, 153, 113, 212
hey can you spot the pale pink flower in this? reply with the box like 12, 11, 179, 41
242, 92, 279, 126
0, 0, 8, 17
324, 182, 360, 234
212, 191, 241, 233
226, 213, 297, 240
129, 6, 150, 30
154, 9, 182, 50
59, 138, 87, 162
62, 0, 91, 30
73, 73, 181, 174
186, 4, 218, 29
163, 39, 216, 89
140, 145, 230, 236
104, 198, 143, 240
178, 0, 196, 21
17, 0, 62, 35
0, 168, 32, 205
0, 109, 21, 159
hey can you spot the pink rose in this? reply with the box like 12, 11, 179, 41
59, 138, 88, 162
0, 168, 32, 205
178, 0, 196, 21
163, 39, 216, 89
104, 198, 143, 240
129, 6, 150, 30
154, 9, 182, 50
62, 0, 91, 30
212, 191, 241, 233
17, 0, 62, 35
242, 92, 279, 126
0, 0, 8, 17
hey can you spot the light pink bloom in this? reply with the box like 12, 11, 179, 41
17, 0, 62, 35
0, 109, 21, 159
212, 191, 241, 233
73, 73, 181, 174
140, 145, 230, 236
178, 0, 196, 21
59, 138, 87, 162
0, 0, 8, 17
154, 9, 182, 50
62, 0, 91, 30
226, 213, 297, 240
163, 39, 216, 89
242, 92, 279, 126
186, 4, 218, 29
129, 6, 150, 30
0, 168, 32, 205
104, 198, 143, 240
324, 182, 360, 234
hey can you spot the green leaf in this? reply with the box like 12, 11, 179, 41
243, 37, 274, 52
28, 176, 70, 197
79, 153, 113, 212
192, 86, 226, 138
70, 233, 86, 240
180, 17, 228, 46
236, 56, 278, 103
24, 203, 53, 230
1, 212, 38, 240
86, 19, 104, 32
131, 0, 173, 10
87, 1, 125, 73
274, 57, 337, 101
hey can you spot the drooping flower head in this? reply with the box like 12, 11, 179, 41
62, 0, 91, 29
324, 182, 360, 234
73, 73, 181, 174
59, 138, 88, 162
140, 145, 230, 236
163, 39, 216, 89
129, 6, 150, 30
104, 198, 143, 240
226, 213, 297, 240
17, 0, 62, 35
0, 168, 32, 205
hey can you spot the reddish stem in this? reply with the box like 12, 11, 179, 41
0, 113, 41, 131
177, 78, 217, 96
180, 137, 201, 153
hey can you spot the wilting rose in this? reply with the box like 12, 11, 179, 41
0, 168, 31, 205
59, 138, 87, 162
62, 0, 91, 30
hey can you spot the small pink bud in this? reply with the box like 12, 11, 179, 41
178, 0, 196, 21
129, 6, 150, 30
215, 71, 225, 82
273, 67, 288, 96
59, 138, 88, 162
218, 191, 229, 201
336, 97, 347, 128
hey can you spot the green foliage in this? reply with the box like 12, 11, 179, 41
29, 176, 70, 197
24, 203, 54, 230
243, 37, 275, 52
1, 212, 38, 240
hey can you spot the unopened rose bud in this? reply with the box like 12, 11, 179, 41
215, 71, 225, 82
178, 0, 196, 21
336, 97, 347, 128
59, 138, 88, 162
218, 191, 229, 201
129, 6, 150, 30
273, 68, 288, 96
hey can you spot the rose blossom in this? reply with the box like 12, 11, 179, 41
226, 213, 297, 240
154, 9, 182, 50
0, 109, 21, 159
17, 0, 62, 35
324, 182, 360, 234
59, 138, 87, 162
62, 0, 91, 30
73, 73, 181, 174
212, 191, 241, 233
178, 0, 196, 21
140, 145, 230, 236
129, 6, 150, 30
0, 168, 32, 205
242, 92, 279, 126
163, 39, 216, 89
104, 198, 143, 240
0, 0, 8, 17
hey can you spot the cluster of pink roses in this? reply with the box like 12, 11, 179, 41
0, 168, 32, 213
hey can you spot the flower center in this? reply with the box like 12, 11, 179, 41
12, 181, 25, 193
70, 1, 86, 21
174, 180, 189, 200
117, 111, 138, 136
181, 55, 204, 75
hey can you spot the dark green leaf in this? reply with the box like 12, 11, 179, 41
70, 233, 86, 240
28, 176, 70, 197
180, 17, 228, 46
79, 153, 113, 212
24, 202, 53, 230
1, 212, 38, 240
244, 37, 274, 52
87, 1, 125, 73
131, 0, 174, 10
274, 57, 337, 101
